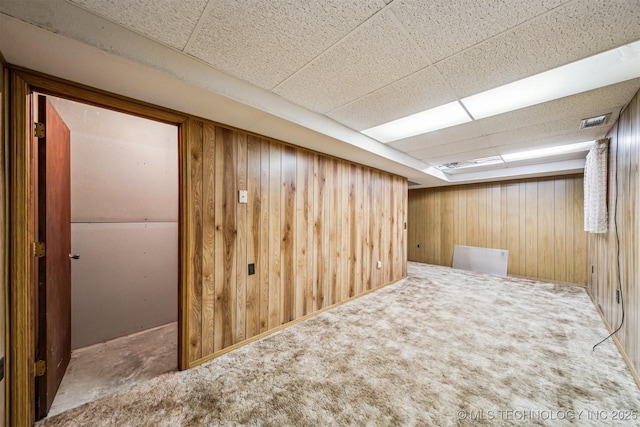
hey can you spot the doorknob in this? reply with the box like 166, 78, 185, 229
69, 254, 80, 260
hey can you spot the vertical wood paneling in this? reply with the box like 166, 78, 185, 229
356, 165, 365, 295
281, 145, 296, 324
589, 89, 640, 384
214, 127, 237, 351
477, 185, 487, 248
294, 148, 306, 318
341, 163, 350, 300
467, 187, 479, 247
382, 173, 392, 284
349, 164, 358, 298
362, 168, 372, 291
182, 119, 407, 366
537, 179, 554, 280
408, 175, 586, 285
201, 123, 215, 357
442, 189, 454, 267
268, 141, 281, 328
505, 183, 520, 275
566, 177, 576, 285
372, 171, 382, 289
186, 120, 203, 362
246, 136, 261, 338
328, 159, 338, 305
314, 156, 327, 308
236, 133, 247, 342
554, 179, 567, 283
259, 139, 270, 333
525, 181, 538, 278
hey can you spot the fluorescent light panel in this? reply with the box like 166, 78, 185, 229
500, 140, 595, 162
362, 40, 640, 143
361, 101, 471, 143
462, 40, 640, 119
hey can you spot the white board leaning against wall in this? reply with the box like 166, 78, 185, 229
453, 245, 509, 277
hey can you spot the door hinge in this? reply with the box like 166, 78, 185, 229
34, 122, 46, 138
33, 241, 46, 257
34, 360, 46, 377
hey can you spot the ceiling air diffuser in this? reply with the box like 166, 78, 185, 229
579, 113, 610, 130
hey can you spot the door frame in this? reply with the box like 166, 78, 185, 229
6, 67, 189, 426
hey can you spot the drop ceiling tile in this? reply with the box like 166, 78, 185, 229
69, 0, 208, 50
437, 0, 640, 98
392, 0, 567, 63
273, 9, 430, 114
476, 79, 640, 135
409, 136, 494, 161
327, 65, 456, 130
388, 120, 486, 153
186, 0, 383, 90
487, 110, 622, 150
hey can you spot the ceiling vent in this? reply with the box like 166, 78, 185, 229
437, 155, 503, 170
579, 113, 610, 130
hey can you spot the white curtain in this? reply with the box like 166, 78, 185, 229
584, 138, 609, 233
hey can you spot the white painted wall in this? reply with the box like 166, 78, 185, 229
51, 97, 179, 349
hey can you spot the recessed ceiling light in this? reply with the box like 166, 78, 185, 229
361, 101, 472, 143
461, 40, 640, 120
579, 113, 611, 129
500, 140, 595, 162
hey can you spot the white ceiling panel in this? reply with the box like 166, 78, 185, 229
327, 65, 456, 131
409, 136, 494, 161
437, 0, 640, 98
273, 9, 430, 114
186, 0, 383, 90
387, 120, 486, 153
69, 0, 208, 50
391, 0, 569, 63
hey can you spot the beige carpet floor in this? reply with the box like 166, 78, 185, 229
38, 262, 640, 426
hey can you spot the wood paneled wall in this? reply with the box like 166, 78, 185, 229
1, 59, 7, 427
182, 118, 407, 366
588, 89, 640, 383
408, 175, 587, 285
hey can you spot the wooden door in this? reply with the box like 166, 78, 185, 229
34, 95, 72, 420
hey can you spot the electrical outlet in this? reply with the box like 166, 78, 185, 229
376, 260, 382, 269
248, 263, 255, 275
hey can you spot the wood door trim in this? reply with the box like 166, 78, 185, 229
9, 66, 188, 125
8, 71, 35, 427
6, 67, 189, 426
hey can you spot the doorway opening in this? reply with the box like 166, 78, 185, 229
36, 94, 179, 420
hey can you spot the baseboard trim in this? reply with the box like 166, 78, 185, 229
585, 286, 640, 390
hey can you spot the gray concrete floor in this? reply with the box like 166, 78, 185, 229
46, 322, 178, 418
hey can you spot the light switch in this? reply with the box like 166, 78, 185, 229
239, 190, 248, 204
